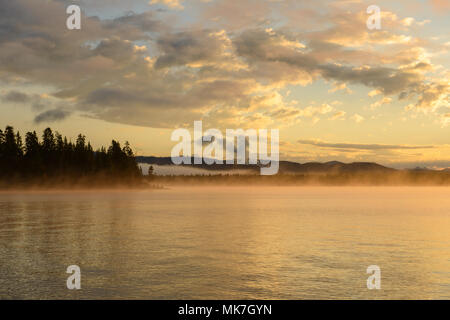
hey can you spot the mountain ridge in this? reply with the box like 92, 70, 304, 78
136, 156, 396, 174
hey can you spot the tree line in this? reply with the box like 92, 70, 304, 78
149, 171, 450, 186
0, 126, 142, 185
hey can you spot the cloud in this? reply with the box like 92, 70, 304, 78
370, 97, 392, 109
328, 82, 352, 94
154, 30, 230, 69
2, 90, 30, 103
297, 140, 435, 150
299, 104, 334, 117
0, 0, 448, 130
350, 114, 365, 123
233, 28, 448, 111
2, 90, 48, 110
149, 0, 184, 10
329, 111, 346, 120
34, 109, 71, 124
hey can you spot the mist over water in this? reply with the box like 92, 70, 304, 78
0, 187, 449, 299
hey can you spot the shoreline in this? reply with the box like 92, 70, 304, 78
1, 182, 450, 193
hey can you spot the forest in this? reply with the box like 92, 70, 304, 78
0, 126, 143, 188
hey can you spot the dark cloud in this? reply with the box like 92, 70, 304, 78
154, 29, 236, 69
108, 11, 163, 35
34, 108, 71, 124
318, 64, 421, 96
2, 90, 48, 110
2, 90, 30, 103
234, 28, 446, 101
298, 140, 435, 150
85, 88, 136, 106
93, 38, 137, 62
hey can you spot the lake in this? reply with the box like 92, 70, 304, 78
0, 187, 449, 299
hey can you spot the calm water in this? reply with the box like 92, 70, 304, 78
0, 187, 449, 299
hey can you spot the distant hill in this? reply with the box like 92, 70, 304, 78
278, 161, 394, 174
136, 156, 174, 166
136, 156, 395, 174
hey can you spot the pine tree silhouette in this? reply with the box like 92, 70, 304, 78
0, 126, 142, 185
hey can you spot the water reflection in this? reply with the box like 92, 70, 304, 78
0, 187, 449, 299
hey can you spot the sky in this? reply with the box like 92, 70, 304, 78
0, 0, 449, 169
